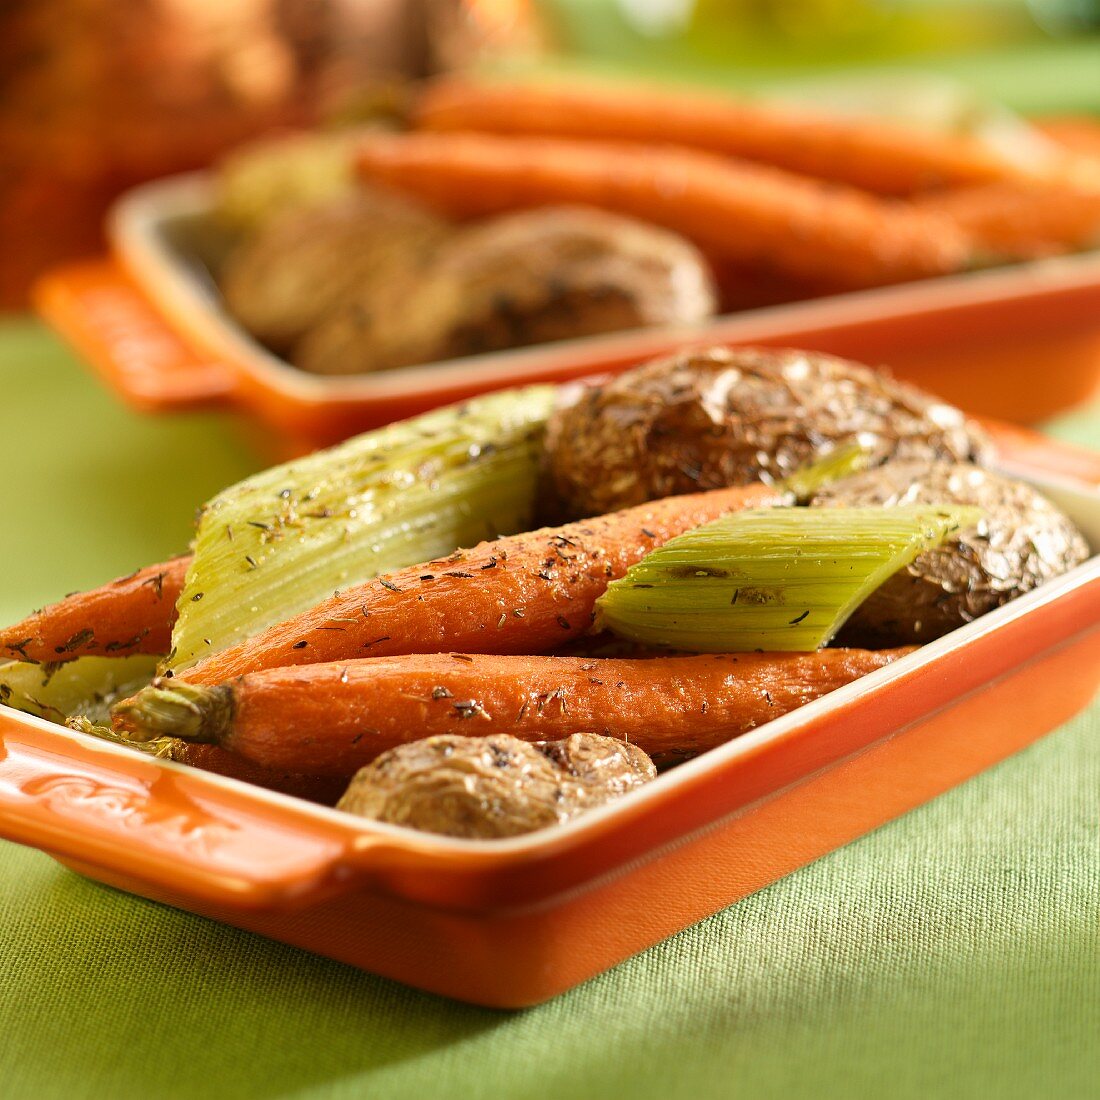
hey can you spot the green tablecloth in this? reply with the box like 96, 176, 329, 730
2, 320, 1099, 1098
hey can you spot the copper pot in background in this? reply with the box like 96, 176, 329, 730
0, 0, 546, 309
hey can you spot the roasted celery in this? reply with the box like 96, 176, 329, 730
65, 715, 181, 759
214, 129, 364, 232
169, 386, 556, 670
781, 442, 871, 502
0, 654, 160, 726
595, 505, 982, 652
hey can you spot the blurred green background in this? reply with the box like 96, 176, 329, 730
539, 0, 1100, 113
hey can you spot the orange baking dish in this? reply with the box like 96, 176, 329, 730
1, 427, 1097, 1008
33, 172, 1100, 449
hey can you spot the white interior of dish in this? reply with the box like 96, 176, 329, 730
7, 466, 1099, 864
108, 173, 1100, 405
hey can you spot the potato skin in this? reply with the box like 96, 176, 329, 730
336, 732, 655, 838
427, 205, 717, 353
814, 461, 1090, 644
291, 258, 457, 375
220, 187, 447, 353
543, 345, 990, 519
294, 205, 716, 375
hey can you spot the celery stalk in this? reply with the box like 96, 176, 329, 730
595, 505, 982, 652
781, 442, 871, 502
169, 386, 556, 670
0, 654, 160, 726
65, 715, 181, 759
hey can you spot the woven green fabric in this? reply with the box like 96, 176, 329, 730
2, 312, 1099, 1100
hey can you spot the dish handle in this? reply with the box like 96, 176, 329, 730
0, 716, 360, 910
33, 258, 238, 412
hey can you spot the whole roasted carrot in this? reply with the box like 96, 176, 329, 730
113, 648, 913, 773
173, 482, 785, 685
0, 557, 188, 664
414, 78, 1042, 196
355, 132, 972, 289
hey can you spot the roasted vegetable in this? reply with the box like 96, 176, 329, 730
221, 187, 449, 353
169, 386, 557, 670
781, 442, 871, 502
0, 654, 159, 726
157, 480, 784, 686
355, 132, 972, 289
543, 345, 989, 519
112, 648, 912, 771
0, 656, 338, 799
813, 462, 1091, 643
294, 205, 717, 375
594, 505, 981, 652
337, 732, 655, 838
213, 129, 368, 234
916, 179, 1100, 261
0, 556, 187, 665
414, 77, 1055, 196
64, 718, 346, 804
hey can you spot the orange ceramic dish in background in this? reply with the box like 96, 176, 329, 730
33, 171, 1100, 450
1, 436, 1097, 1008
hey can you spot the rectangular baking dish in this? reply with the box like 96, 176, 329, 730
34, 171, 1100, 449
1, 430, 1097, 1008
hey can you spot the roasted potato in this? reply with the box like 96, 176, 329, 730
220, 187, 448, 353
814, 461, 1090, 644
291, 258, 458, 375
293, 205, 716, 375
543, 345, 990, 519
337, 732, 655, 838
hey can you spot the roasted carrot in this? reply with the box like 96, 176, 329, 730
67, 714, 346, 803
916, 180, 1100, 260
114, 648, 913, 773
0, 556, 188, 664
355, 132, 972, 289
709, 260, 839, 314
172, 482, 785, 685
414, 78, 1043, 196
165, 742, 348, 804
